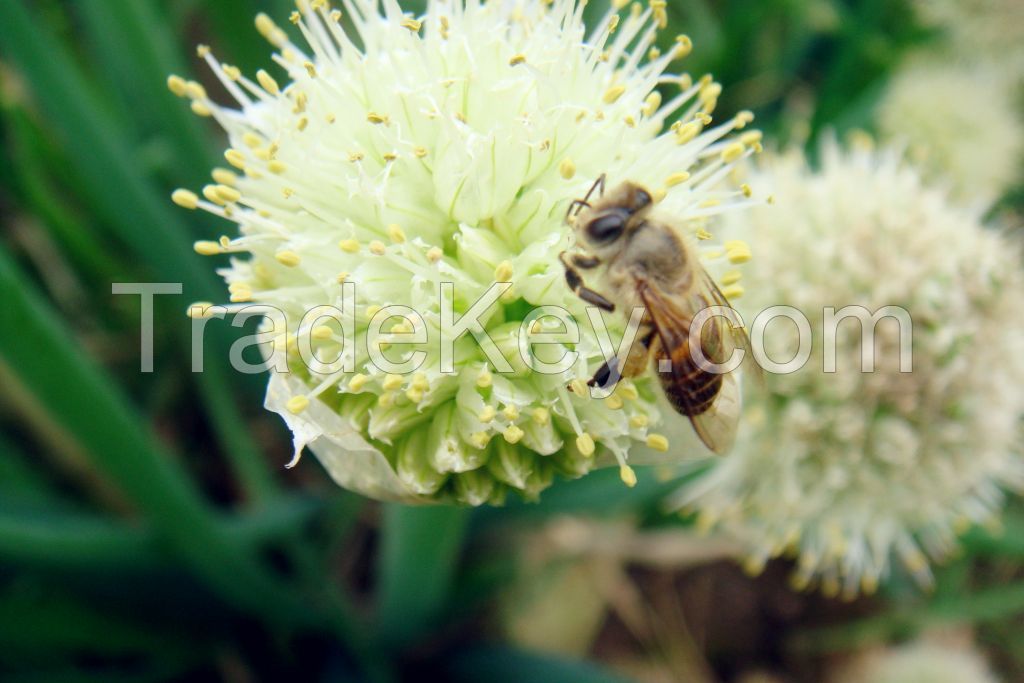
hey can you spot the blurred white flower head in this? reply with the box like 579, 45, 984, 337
877, 58, 1024, 207
832, 639, 1000, 683
670, 141, 1024, 597
915, 0, 1024, 78
169, 0, 762, 503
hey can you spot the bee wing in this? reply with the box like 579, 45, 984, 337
687, 370, 741, 455
638, 280, 742, 455
694, 266, 756, 373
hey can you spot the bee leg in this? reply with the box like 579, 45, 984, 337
560, 251, 614, 312
587, 328, 656, 389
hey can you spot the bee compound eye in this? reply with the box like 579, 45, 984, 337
586, 212, 626, 243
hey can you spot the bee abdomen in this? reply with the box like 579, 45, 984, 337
658, 345, 722, 417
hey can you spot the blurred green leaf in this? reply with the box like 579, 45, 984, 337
377, 504, 470, 650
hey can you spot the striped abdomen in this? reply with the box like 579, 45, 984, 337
655, 340, 722, 417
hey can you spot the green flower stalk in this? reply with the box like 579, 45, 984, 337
170, 0, 760, 504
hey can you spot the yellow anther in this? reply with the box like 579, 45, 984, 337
268, 160, 287, 174
494, 261, 514, 282
696, 111, 713, 125
286, 396, 310, 414
339, 238, 360, 253
381, 374, 404, 391
311, 325, 333, 340
476, 368, 493, 388
255, 13, 286, 45
202, 185, 225, 206
721, 142, 746, 163
211, 168, 238, 186
293, 91, 308, 113
412, 146, 428, 158
652, 188, 667, 203
191, 102, 212, 117
193, 241, 222, 256
503, 424, 525, 444
275, 250, 301, 267
612, 0, 629, 8
171, 189, 199, 209
861, 574, 879, 596
605, 394, 623, 410
477, 406, 496, 423
225, 149, 246, 169
382, 152, 397, 162
673, 34, 693, 59
603, 84, 626, 104
623, 115, 636, 128
297, 117, 309, 131
195, 44, 211, 58
608, 15, 620, 33
303, 61, 317, 78
502, 405, 520, 421
405, 387, 424, 403
167, 75, 188, 98
733, 110, 755, 129
725, 240, 752, 264
740, 183, 752, 198
186, 302, 215, 319
185, 81, 207, 100
699, 198, 721, 209
366, 111, 389, 125
213, 184, 241, 203
642, 91, 662, 117
222, 64, 241, 81
229, 288, 252, 303
646, 433, 669, 452
242, 132, 262, 149
569, 378, 589, 397
619, 464, 637, 487
348, 151, 365, 162
531, 407, 550, 425
559, 158, 576, 179
675, 121, 701, 145
665, 172, 690, 187
422, 246, 443, 264
648, 46, 661, 61
365, 305, 382, 319
256, 69, 280, 95
721, 270, 742, 285
400, 17, 422, 31
368, 240, 387, 255
576, 433, 596, 456
469, 432, 490, 449
377, 392, 395, 408
348, 373, 368, 392
330, 9, 342, 21
628, 414, 649, 429
387, 224, 406, 244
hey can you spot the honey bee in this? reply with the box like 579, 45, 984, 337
561, 174, 751, 454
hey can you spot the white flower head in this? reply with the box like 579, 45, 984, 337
170, 0, 761, 504
670, 141, 1024, 597
877, 57, 1024, 206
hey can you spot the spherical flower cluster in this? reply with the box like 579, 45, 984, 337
877, 58, 1024, 206
169, 0, 761, 504
670, 141, 1024, 596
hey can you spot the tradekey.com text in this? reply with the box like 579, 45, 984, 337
113, 282, 914, 393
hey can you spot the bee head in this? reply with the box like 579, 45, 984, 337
571, 181, 652, 254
